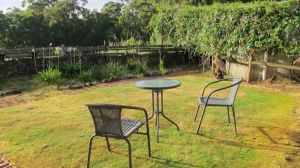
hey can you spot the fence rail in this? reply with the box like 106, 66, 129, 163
0, 45, 194, 60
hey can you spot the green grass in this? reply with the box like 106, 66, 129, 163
0, 74, 299, 168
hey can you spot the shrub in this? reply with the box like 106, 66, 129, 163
120, 37, 144, 46
76, 70, 93, 83
105, 62, 128, 80
91, 65, 106, 81
91, 63, 128, 81
159, 57, 166, 73
60, 63, 81, 78
149, 1, 300, 58
126, 59, 145, 75
38, 68, 62, 85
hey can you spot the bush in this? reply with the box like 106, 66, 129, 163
92, 63, 128, 81
105, 62, 128, 81
60, 63, 81, 78
76, 70, 93, 83
120, 37, 144, 46
38, 68, 62, 85
149, 1, 300, 58
126, 59, 145, 75
159, 57, 166, 73
91, 65, 106, 81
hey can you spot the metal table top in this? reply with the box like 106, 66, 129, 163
135, 79, 181, 90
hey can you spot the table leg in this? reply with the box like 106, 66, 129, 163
160, 90, 180, 131
151, 89, 180, 143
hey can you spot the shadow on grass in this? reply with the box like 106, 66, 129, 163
111, 150, 202, 168
199, 127, 300, 154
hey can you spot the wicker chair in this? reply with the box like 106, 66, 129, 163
86, 104, 151, 168
194, 77, 243, 134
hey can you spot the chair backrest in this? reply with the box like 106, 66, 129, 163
86, 104, 124, 137
228, 77, 243, 104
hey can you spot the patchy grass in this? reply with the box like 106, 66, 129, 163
0, 74, 299, 168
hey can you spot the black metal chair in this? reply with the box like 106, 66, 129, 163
194, 77, 243, 135
86, 104, 151, 168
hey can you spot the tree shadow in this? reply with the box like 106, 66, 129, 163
111, 151, 202, 168
198, 126, 300, 153
289, 131, 300, 145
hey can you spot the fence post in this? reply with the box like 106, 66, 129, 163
262, 51, 268, 80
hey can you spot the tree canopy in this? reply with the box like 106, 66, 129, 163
0, 0, 299, 59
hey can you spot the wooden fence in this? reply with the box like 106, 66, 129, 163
0, 45, 194, 60
0, 45, 206, 75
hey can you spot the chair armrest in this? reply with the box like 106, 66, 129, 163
201, 78, 231, 97
204, 81, 241, 105
86, 103, 150, 125
121, 105, 149, 125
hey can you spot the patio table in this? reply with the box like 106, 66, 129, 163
135, 79, 181, 142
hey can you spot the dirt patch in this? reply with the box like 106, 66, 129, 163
0, 95, 26, 109
0, 156, 15, 168
251, 79, 300, 93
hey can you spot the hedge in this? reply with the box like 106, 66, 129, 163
148, 0, 300, 58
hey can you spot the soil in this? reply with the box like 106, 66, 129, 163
0, 95, 26, 109
0, 156, 15, 168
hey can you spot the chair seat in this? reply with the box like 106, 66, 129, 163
200, 97, 231, 106
121, 119, 143, 137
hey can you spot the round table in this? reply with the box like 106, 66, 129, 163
135, 79, 181, 142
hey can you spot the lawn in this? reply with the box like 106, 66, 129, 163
0, 73, 299, 168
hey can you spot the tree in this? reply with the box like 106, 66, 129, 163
101, 1, 123, 19
120, 0, 155, 42
0, 11, 9, 47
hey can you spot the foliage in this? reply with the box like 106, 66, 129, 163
0, 0, 120, 47
38, 67, 62, 84
104, 62, 128, 81
76, 70, 93, 83
126, 59, 145, 75
0, 73, 8, 90
120, 37, 144, 46
91, 63, 128, 81
119, 0, 155, 42
159, 56, 166, 73
0, 0, 267, 48
2, 0, 298, 57
149, 0, 300, 58
91, 65, 106, 81
60, 63, 81, 78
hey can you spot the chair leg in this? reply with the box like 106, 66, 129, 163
232, 106, 237, 135
124, 139, 132, 168
194, 104, 201, 122
156, 112, 160, 143
146, 123, 151, 157
227, 106, 230, 123
105, 136, 111, 151
87, 134, 96, 168
196, 105, 207, 134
